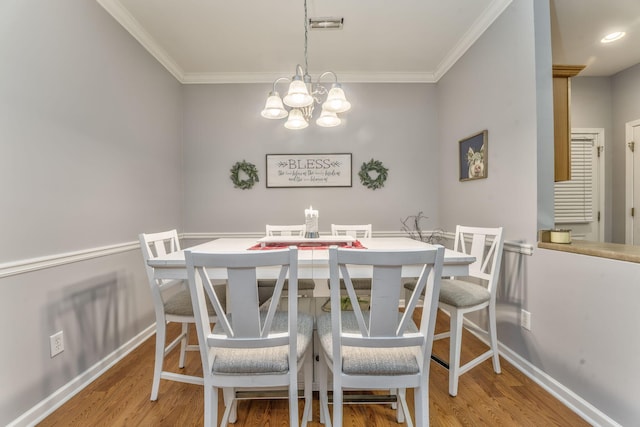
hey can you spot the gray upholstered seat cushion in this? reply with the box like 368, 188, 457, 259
325, 278, 372, 290
210, 311, 314, 375
438, 278, 490, 308
338, 278, 372, 290
404, 278, 490, 308
163, 284, 224, 316
317, 311, 421, 375
257, 279, 316, 291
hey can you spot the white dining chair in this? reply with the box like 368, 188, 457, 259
330, 223, 372, 239
139, 230, 224, 401
405, 225, 504, 397
186, 246, 314, 427
261, 224, 315, 297
331, 224, 373, 293
265, 224, 306, 237
317, 245, 445, 427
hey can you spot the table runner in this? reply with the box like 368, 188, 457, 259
248, 240, 366, 250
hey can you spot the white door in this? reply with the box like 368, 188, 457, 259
554, 129, 604, 241
625, 119, 640, 244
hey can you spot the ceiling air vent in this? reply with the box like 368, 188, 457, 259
308, 17, 343, 30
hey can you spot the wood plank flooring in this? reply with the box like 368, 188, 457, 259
38, 309, 590, 426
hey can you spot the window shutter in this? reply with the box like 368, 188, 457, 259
554, 136, 593, 223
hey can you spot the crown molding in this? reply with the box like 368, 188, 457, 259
96, 0, 185, 82
181, 71, 439, 84
97, 0, 512, 85
434, 0, 513, 81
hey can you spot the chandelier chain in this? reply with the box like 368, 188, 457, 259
304, 0, 308, 75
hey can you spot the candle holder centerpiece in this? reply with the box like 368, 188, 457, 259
304, 205, 319, 238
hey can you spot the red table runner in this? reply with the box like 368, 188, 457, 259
248, 240, 366, 250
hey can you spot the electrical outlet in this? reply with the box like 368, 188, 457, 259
50, 331, 64, 357
521, 309, 531, 331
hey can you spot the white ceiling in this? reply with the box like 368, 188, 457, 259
551, 0, 640, 76
97, 0, 640, 84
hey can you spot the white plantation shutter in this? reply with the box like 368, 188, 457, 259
554, 136, 594, 223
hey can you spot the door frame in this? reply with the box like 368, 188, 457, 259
625, 119, 640, 244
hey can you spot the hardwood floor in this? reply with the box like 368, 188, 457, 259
38, 309, 590, 426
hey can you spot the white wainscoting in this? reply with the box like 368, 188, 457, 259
0, 241, 140, 279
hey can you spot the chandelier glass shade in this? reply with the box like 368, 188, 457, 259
284, 108, 309, 130
260, 0, 350, 129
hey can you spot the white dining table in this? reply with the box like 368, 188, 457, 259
147, 236, 475, 281
148, 236, 473, 373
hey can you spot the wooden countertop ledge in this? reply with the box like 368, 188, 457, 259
538, 232, 640, 264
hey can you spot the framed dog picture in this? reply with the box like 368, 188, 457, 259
459, 130, 488, 181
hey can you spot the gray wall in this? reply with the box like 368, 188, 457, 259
438, 1, 640, 425
436, 0, 538, 241
3, 0, 640, 426
182, 83, 441, 233
0, 1, 182, 424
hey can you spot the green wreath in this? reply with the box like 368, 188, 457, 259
359, 159, 388, 190
230, 160, 259, 190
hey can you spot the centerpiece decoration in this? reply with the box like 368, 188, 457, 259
304, 205, 319, 238
400, 211, 444, 244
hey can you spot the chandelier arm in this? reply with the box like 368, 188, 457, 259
271, 76, 292, 93
294, 64, 306, 79
317, 71, 339, 84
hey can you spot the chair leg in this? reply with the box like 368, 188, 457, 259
289, 374, 299, 427
414, 383, 428, 427
150, 320, 167, 401
304, 352, 313, 423
178, 322, 188, 368
221, 391, 237, 426
223, 388, 237, 423
318, 352, 330, 426
488, 303, 501, 374
332, 375, 343, 427
204, 385, 217, 427
396, 388, 406, 424
448, 309, 464, 397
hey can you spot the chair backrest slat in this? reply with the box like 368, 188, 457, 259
186, 247, 297, 353
453, 225, 504, 295
266, 224, 306, 237
331, 224, 372, 239
139, 229, 183, 296
330, 246, 444, 355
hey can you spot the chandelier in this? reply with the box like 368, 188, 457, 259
260, 0, 351, 129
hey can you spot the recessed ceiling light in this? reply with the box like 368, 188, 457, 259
601, 31, 626, 43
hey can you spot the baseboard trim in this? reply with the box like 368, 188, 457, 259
8, 324, 156, 427
497, 344, 621, 427
456, 320, 621, 427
